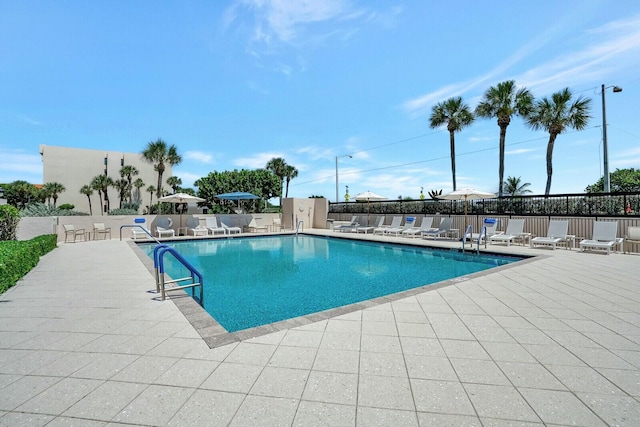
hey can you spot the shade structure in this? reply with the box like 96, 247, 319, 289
354, 191, 386, 216
216, 191, 260, 213
158, 192, 206, 228
439, 188, 496, 229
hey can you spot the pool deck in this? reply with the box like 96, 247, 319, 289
1, 231, 639, 426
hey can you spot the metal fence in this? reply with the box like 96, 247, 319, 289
330, 192, 640, 218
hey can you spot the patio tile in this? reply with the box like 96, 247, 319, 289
62, 381, 147, 421
546, 364, 624, 394
359, 352, 407, 377
145, 337, 203, 357
596, 368, 640, 396
0, 412, 53, 426
577, 392, 640, 427
228, 395, 298, 427
1, 350, 66, 375
225, 342, 277, 365
360, 334, 402, 353
357, 407, 418, 426
518, 388, 605, 426
0, 375, 60, 411
439, 339, 490, 360
410, 379, 475, 415
568, 346, 636, 369
268, 345, 317, 369
113, 384, 194, 425
200, 362, 262, 393
416, 412, 481, 426
166, 389, 244, 426
427, 313, 475, 340
361, 321, 398, 336
30, 352, 96, 377
69, 353, 138, 380
250, 366, 309, 399
358, 375, 415, 411
302, 371, 358, 405
16, 377, 102, 415
497, 362, 566, 390
396, 322, 436, 338
320, 332, 361, 351
463, 383, 540, 422
293, 401, 356, 426
504, 328, 556, 345
449, 358, 510, 385
404, 355, 457, 381
280, 330, 324, 348
482, 342, 538, 363
524, 344, 587, 366
313, 348, 359, 374
154, 358, 218, 388
325, 319, 362, 334
111, 355, 179, 383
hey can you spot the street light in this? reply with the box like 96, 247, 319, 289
335, 154, 352, 203
601, 84, 622, 193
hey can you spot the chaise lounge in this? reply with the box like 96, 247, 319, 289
580, 221, 622, 255
530, 219, 570, 250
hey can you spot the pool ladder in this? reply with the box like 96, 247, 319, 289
461, 225, 488, 254
153, 244, 204, 305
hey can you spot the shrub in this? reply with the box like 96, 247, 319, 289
108, 208, 139, 215
58, 203, 75, 210
0, 204, 20, 240
21, 202, 88, 217
0, 234, 57, 294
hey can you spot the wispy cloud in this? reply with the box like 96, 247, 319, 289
506, 148, 536, 156
234, 152, 284, 169
184, 150, 215, 164
0, 149, 42, 182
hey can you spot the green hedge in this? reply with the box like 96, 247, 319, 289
0, 234, 58, 294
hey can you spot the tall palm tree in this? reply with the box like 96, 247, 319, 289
265, 157, 287, 205
113, 178, 129, 209
42, 182, 65, 208
146, 185, 156, 213
166, 176, 182, 193
503, 176, 532, 196
429, 97, 475, 191
283, 165, 298, 198
526, 88, 591, 195
141, 138, 182, 199
133, 178, 145, 206
79, 185, 94, 215
92, 174, 114, 214
119, 165, 139, 202
476, 80, 534, 198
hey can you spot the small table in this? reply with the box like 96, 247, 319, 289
177, 227, 188, 236
515, 232, 532, 246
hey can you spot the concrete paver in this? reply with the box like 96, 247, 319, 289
1, 233, 639, 426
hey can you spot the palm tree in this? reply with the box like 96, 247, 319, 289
503, 176, 532, 196
147, 185, 156, 213
119, 165, 139, 202
526, 88, 592, 195
265, 157, 287, 205
113, 178, 129, 209
141, 138, 182, 199
92, 174, 114, 214
429, 97, 475, 191
79, 185, 94, 215
476, 80, 534, 198
132, 178, 145, 206
166, 176, 182, 193
42, 182, 65, 208
283, 165, 298, 198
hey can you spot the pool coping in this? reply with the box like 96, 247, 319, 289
129, 234, 544, 349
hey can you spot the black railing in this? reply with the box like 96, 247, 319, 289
330, 192, 640, 217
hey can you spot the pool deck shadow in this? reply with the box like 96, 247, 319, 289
1, 229, 639, 426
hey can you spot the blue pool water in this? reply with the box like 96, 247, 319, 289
142, 235, 520, 332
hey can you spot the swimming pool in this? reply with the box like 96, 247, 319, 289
142, 235, 521, 332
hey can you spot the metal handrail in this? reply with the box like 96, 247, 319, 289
461, 224, 473, 253
155, 245, 204, 305
296, 220, 304, 235
477, 225, 488, 253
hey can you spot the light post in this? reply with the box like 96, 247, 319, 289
601, 84, 622, 193
335, 154, 352, 203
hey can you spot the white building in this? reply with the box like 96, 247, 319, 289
39, 145, 172, 214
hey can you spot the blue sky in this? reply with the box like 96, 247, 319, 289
1, 0, 639, 202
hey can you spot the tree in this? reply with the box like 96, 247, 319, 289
79, 185, 94, 215
119, 165, 139, 202
283, 165, 298, 198
42, 182, 65, 208
526, 88, 591, 195
141, 138, 182, 199
429, 97, 475, 191
132, 178, 145, 206
476, 80, 534, 198
265, 157, 287, 205
92, 175, 114, 214
166, 176, 182, 193
146, 185, 156, 212
585, 168, 640, 193
4, 181, 39, 209
503, 176, 532, 196
113, 178, 129, 209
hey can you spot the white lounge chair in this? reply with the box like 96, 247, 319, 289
489, 219, 525, 246
155, 226, 175, 238
245, 218, 268, 233
337, 216, 360, 232
131, 226, 152, 240
402, 216, 435, 238
186, 217, 209, 236
374, 216, 401, 235
356, 216, 384, 234
385, 217, 416, 237
530, 219, 570, 250
220, 220, 241, 234
421, 217, 453, 239
580, 221, 622, 254
479, 218, 500, 243
205, 217, 226, 235
624, 226, 640, 254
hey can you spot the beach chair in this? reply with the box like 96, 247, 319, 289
580, 221, 622, 254
245, 217, 269, 233
155, 226, 175, 238
421, 217, 453, 240
131, 226, 152, 240
337, 216, 360, 232
385, 216, 415, 237
356, 216, 384, 234
220, 220, 241, 234
92, 223, 111, 240
489, 219, 525, 246
374, 216, 401, 235
63, 224, 86, 242
624, 226, 640, 254
186, 217, 209, 236
402, 216, 435, 238
205, 217, 226, 235
530, 219, 570, 250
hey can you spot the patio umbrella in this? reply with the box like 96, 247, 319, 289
354, 191, 386, 217
158, 192, 206, 228
439, 188, 496, 229
216, 191, 260, 213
